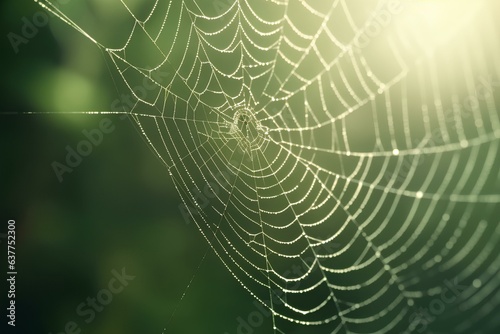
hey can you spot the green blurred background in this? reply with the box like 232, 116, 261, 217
0, 1, 261, 334
1, 1, 500, 334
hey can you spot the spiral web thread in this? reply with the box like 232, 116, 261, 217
36, 0, 500, 332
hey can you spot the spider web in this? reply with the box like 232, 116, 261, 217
36, 0, 500, 332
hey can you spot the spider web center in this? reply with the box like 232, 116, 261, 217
229, 108, 264, 146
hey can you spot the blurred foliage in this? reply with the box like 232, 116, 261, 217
0, 1, 256, 334
1, 1, 500, 334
